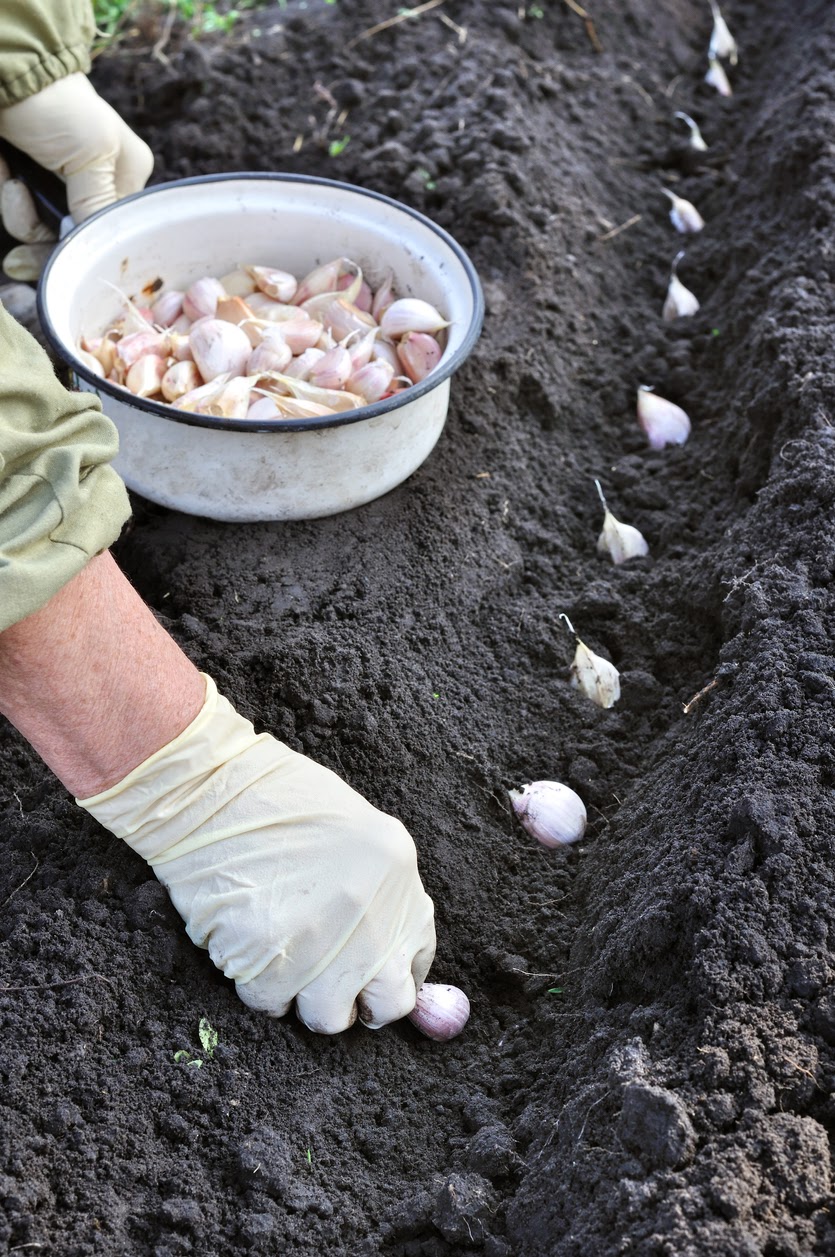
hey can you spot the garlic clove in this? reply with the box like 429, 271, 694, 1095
219, 268, 258, 298
247, 336, 293, 376
509, 780, 587, 847
308, 344, 353, 391
246, 395, 282, 421
346, 326, 379, 373
338, 272, 373, 312
81, 333, 118, 375
161, 359, 202, 402
705, 56, 732, 96
346, 359, 395, 403
125, 353, 167, 398
244, 265, 298, 303
663, 251, 700, 320
201, 375, 255, 419
560, 614, 620, 708
189, 318, 253, 381
674, 111, 709, 152
312, 296, 377, 342
177, 374, 232, 412
397, 331, 443, 383
215, 295, 256, 327
256, 372, 363, 411
380, 297, 450, 339
150, 290, 184, 327
282, 347, 325, 380
76, 348, 105, 377
182, 276, 226, 322
115, 329, 168, 368
708, 0, 738, 64
292, 257, 360, 306
371, 269, 397, 322
661, 188, 704, 234
408, 983, 470, 1041
594, 479, 649, 564
637, 385, 691, 449
372, 338, 400, 372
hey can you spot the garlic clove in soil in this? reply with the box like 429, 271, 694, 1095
663, 251, 700, 321
705, 56, 733, 96
509, 780, 587, 848
560, 614, 620, 708
674, 111, 709, 152
661, 188, 704, 234
594, 479, 649, 564
708, 0, 738, 65
408, 983, 470, 1041
637, 385, 691, 449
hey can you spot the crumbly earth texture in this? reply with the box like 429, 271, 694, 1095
3, 1, 835, 1253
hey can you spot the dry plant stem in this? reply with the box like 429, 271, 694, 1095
346, 0, 446, 49
0, 551, 205, 798
682, 676, 720, 714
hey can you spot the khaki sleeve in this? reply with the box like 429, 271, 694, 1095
0, 0, 94, 109
0, 300, 131, 632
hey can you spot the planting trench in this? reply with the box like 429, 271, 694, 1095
3, 0, 835, 1252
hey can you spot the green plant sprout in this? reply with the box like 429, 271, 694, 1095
173, 1018, 219, 1067
416, 168, 437, 191
328, 136, 351, 157
306, 1147, 313, 1166
173, 1049, 203, 1068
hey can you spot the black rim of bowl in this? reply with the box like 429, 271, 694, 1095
38, 172, 485, 435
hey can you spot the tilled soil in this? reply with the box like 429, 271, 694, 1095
3, 1, 835, 1253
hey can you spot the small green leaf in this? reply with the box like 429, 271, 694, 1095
198, 1017, 219, 1059
306, 1147, 313, 1165
328, 136, 351, 157
173, 1049, 191, 1063
547, 987, 563, 995
432, 692, 440, 699
190, 1058, 203, 1068
528, 3, 545, 16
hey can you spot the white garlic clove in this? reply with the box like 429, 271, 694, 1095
308, 344, 353, 391
661, 188, 704, 234
397, 331, 443, 383
247, 335, 293, 376
594, 480, 649, 564
246, 395, 282, 421
150, 290, 184, 327
371, 338, 400, 372
125, 353, 167, 398
283, 347, 325, 381
189, 318, 252, 381
380, 298, 450, 339
219, 268, 258, 298
674, 111, 709, 152
292, 257, 360, 306
268, 314, 326, 355
76, 348, 105, 377
81, 333, 118, 375
509, 780, 587, 848
637, 385, 691, 449
182, 276, 226, 322
177, 374, 232, 412
320, 297, 377, 342
115, 329, 168, 368
257, 372, 363, 411
705, 56, 732, 95
708, 0, 738, 64
347, 359, 395, 403
408, 984, 470, 1042
244, 265, 298, 303
346, 326, 379, 373
201, 375, 255, 419
572, 639, 621, 708
663, 251, 700, 320
161, 359, 202, 402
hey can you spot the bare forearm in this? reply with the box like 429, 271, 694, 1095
0, 551, 205, 797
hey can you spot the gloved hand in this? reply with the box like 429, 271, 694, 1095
77, 676, 436, 1034
0, 72, 153, 281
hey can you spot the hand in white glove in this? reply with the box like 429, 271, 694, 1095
78, 676, 436, 1034
0, 73, 153, 280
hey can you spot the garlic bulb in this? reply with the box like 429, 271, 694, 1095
637, 385, 691, 449
663, 251, 700, 320
594, 480, 649, 564
661, 188, 704, 234
509, 780, 586, 847
560, 614, 620, 708
708, 0, 738, 64
408, 984, 470, 1041
705, 57, 732, 96
674, 111, 708, 152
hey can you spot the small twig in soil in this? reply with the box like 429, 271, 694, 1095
682, 677, 719, 715
560, 0, 603, 53
347, 0, 447, 50
151, 3, 178, 65
0, 973, 116, 994
598, 214, 641, 242
1, 852, 38, 910
439, 12, 467, 41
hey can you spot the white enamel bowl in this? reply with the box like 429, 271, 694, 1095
38, 174, 484, 522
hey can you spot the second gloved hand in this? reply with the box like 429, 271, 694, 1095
77, 676, 436, 1034
0, 73, 153, 281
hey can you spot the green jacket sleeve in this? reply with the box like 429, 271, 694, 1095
0, 300, 131, 632
0, 1, 94, 109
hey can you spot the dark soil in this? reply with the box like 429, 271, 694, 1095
3, 0, 835, 1252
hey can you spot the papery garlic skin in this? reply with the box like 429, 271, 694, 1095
661, 188, 704, 234
708, 0, 738, 64
408, 984, 470, 1041
705, 57, 732, 96
509, 780, 587, 848
637, 386, 691, 449
571, 639, 621, 708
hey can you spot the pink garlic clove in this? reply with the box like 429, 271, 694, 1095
189, 319, 252, 381
246, 395, 282, 421
371, 269, 397, 322
125, 353, 168, 398
282, 347, 325, 381
247, 335, 293, 375
346, 326, 379, 373
338, 272, 373, 312
408, 983, 470, 1042
182, 276, 226, 322
244, 265, 298, 303
308, 344, 353, 391
150, 289, 184, 326
115, 329, 168, 368
293, 256, 359, 306
380, 297, 449, 339
396, 331, 443, 383
346, 360, 394, 403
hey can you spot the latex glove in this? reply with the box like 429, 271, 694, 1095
0, 73, 153, 281
78, 676, 436, 1034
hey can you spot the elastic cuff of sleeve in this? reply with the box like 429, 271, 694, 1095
0, 462, 130, 632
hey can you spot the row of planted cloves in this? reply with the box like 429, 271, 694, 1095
512, 1, 739, 853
